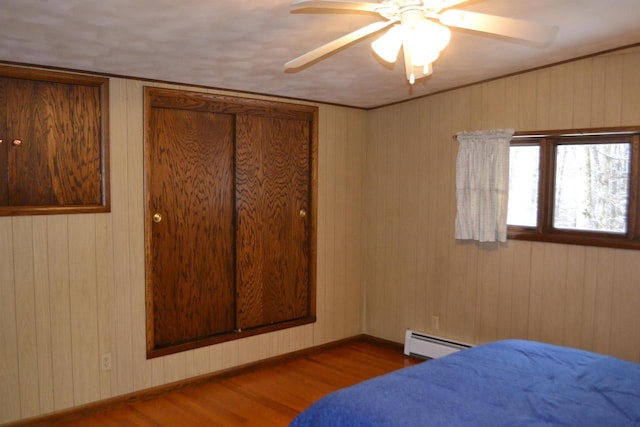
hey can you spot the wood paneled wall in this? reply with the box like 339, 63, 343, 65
3, 46, 640, 424
364, 46, 640, 362
0, 77, 366, 423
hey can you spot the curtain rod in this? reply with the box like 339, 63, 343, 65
453, 126, 640, 140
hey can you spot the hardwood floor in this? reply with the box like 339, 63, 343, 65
36, 338, 421, 426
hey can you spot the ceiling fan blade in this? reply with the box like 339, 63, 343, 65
290, 0, 381, 13
439, 9, 557, 45
285, 20, 397, 70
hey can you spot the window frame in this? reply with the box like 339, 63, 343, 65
508, 127, 640, 250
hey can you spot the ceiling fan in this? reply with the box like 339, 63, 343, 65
285, 0, 558, 84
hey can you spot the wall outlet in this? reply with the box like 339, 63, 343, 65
431, 315, 440, 330
101, 353, 112, 371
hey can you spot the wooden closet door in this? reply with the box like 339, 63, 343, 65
146, 106, 236, 350
235, 114, 311, 330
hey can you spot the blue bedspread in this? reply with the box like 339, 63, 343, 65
289, 339, 640, 426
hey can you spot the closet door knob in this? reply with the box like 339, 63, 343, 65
12, 139, 22, 146
299, 208, 307, 218
153, 213, 163, 223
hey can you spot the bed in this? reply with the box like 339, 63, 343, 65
289, 339, 640, 426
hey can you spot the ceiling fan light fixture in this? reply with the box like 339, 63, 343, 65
403, 19, 450, 83
372, 15, 451, 83
371, 25, 404, 63
414, 20, 451, 54
412, 49, 439, 67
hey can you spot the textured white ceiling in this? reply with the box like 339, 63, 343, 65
0, 0, 639, 108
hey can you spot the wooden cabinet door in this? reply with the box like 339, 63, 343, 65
0, 80, 7, 206
0, 67, 108, 215
235, 114, 312, 330
146, 105, 236, 351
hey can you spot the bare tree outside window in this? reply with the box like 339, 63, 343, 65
554, 143, 629, 233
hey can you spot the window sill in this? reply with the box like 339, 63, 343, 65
508, 227, 640, 250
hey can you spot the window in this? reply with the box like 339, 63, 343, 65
507, 128, 640, 249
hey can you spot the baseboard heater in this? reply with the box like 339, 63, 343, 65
404, 330, 471, 359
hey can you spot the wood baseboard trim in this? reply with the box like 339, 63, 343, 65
4, 334, 402, 426
360, 334, 405, 352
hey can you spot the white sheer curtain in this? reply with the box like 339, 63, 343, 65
455, 129, 514, 242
